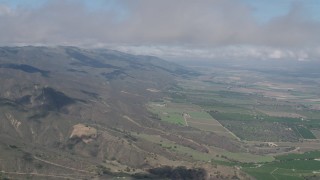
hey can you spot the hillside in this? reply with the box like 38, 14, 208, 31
0, 46, 242, 179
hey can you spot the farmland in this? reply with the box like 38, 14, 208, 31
147, 64, 320, 179
150, 80, 318, 142
164, 65, 319, 142
243, 151, 320, 180
148, 101, 237, 139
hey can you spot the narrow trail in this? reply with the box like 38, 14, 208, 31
186, 112, 241, 141
210, 117, 241, 141
294, 126, 303, 138
33, 156, 95, 174
270, 168, 279, 180
183, 114, 189, 126
123, 115, 205, 147
106, 115, 206, 148
123, 115, 143, 127
187, 121, 222, 126
0, 171, 87, 179
88, 123, 153, 156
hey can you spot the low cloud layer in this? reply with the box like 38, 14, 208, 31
0, 0, 319, 60
112, 45, 320, 62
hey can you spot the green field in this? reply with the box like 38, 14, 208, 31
148, 103, 186, 125
148, 102, 234, 137
275, 151, 320, 161
295, 126, 317, 139
220, 152, 274, 163
243, 151, 320, 179
188, 111, 213, 119
153, 71, 320, 178
158, 79, 320, 141
244, 161, 319, 180
209, 111, 302, 123
208, 111, 318, 141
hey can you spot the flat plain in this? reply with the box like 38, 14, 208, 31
148, 63, 320, 179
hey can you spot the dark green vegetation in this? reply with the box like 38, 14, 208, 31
0, 63, 49, 76
244, 151, 320, 180
293, 125, 317, 139
209, 112, 301, 123
275, 151, 320, 161
148, 166, 207, 180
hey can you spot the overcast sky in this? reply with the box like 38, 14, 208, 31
0, 0, 320, 61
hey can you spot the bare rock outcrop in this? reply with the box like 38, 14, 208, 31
70, 124, 97, 143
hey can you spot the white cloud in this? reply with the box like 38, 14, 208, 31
109, 45, 320, 61
0, 4, 12, 15
0, 0, 319, 61
269, 50, 284, 59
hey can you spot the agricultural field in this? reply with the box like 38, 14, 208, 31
147, 64, 320, 179
243, 151, 320, 180
148, 101, 236, 139
148, 102, 186, 125
160, 65, 320, 142
152, 86, 318, 142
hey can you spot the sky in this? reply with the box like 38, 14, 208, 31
0, 0, 320, 61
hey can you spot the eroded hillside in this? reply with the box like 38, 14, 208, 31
0, 47, 244, 179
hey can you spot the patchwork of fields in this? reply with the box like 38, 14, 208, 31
148, 102, 237, 139
147, 66, 320, 179
244, 151, 320, 180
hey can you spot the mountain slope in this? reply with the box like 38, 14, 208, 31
0, 46, 240, 179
